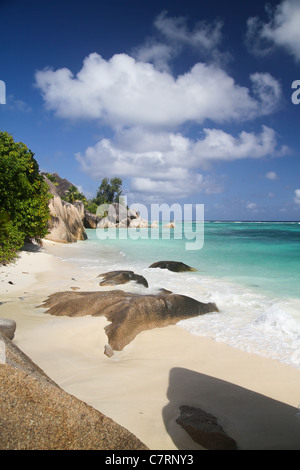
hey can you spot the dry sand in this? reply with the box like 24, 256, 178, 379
1, 240, 300, 450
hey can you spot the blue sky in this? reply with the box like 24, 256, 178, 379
1, 0, 300, 221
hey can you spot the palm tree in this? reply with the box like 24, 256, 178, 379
64, 185, 87, 205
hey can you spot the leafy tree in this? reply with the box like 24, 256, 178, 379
0, 131, 51, 264
86, 200, 98, 214
93, 177, 123, 206
63, 184, 87, 205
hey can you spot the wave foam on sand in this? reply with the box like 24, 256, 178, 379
1, 241, 300, 450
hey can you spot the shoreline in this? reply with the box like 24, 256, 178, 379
1, 241, 300, 450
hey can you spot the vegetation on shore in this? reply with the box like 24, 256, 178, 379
0, 130, 124, 264
47, 174, 124, 214
0, 131, 51, 264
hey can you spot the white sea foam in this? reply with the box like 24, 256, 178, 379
47, 229, 300, 370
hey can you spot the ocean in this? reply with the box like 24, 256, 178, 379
47, 221, 300, 370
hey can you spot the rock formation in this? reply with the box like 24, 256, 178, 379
39, 290, 218, 353
72, 200, 103, 229
163, 222, 175, 228
84, 210, 101, 229
44, 177, 87, 243
42, 172, 73, 199
176, 405, 237, 450
98, 270, 148, 288
0, 331, 148, 450
0, 318, 16, 340
129, 217, 148, 228
149, 261, 197, 272
97, 203, 149, 229
72, 200, 85, 220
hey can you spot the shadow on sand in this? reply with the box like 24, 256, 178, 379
162, 367, 300, 450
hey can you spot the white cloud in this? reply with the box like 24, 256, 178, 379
35, 53, 282, 128
34, 14, 287, 203
247, 202, 257, 210
266, 171, 278, 180
250, 72, 282, 115
246, 0, 300, 62
192, 125, 286, 162
154, 10, 223, 53
75, 126, 286, 200
133, 41, 174, 72
133, 11, 230, 71
294, 189, 300, 205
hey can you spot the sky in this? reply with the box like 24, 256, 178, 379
1, 0, 300, 221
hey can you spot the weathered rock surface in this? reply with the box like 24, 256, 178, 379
84, 210, 101, 229
0, 318, 16, 340
98, 270, 148, 288
176, 405, 237, 450
44, 177, 87, 243
149, 261, 197, 272
96, 203, 149, 229
72, 200, 85, 220
42, 172, 73, 198
39, 290, 218, 352
0, 331, 148, 450
163, 222, 175, 228
129, 217, 148, 228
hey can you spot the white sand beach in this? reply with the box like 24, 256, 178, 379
1, 241, 300, 450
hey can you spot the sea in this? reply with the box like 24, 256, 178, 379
47, 221, 300, 370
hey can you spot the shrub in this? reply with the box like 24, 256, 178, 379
0, 132, 51, 264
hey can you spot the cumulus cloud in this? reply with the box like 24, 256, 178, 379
246, 202, 257, 210
132, 41, 174, 72
75, 125, 286, 200
34, 11, 287, 202
294, 189, 300, 205
246, 0, 300, 62
35, 53, 282, 128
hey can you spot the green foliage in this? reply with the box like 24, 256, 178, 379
0, 210, 24, 264
0, 131, 51, 264
62, 184, 88, 205
45, 173, 58, 184
86, 201, 98, 214
93, 177, 123, 206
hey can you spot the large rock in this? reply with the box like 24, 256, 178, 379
129, 217, 148, 228
0, 319, 16, 340
42, 172, 73, 198
176, 405, 237, 450
84, 211, 101, 229
98, 271, 148, 288
96, 203, 148, 229
39, 290, 218, 353
0, 331, 148, 450
72, 200, 85, 220
149, 261, 197, 272
44, 177, 87, 243
108, 203, 128, 224
97, 217, 117, 229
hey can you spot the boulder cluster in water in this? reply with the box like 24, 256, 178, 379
42, 181, 177, 243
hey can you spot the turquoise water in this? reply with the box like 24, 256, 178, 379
83, 221, 300, 299
50, 221, 300, 369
